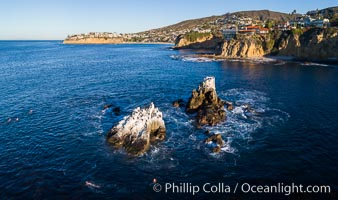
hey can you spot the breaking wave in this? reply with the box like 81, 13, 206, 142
214, 88, 290, 154
170, 55, 215, 62
152, 88, 290, 161
170, 54, 288, 64
300, 62, 329, 67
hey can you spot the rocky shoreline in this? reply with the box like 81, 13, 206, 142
182, 53, 338, 65
173, 28, 338, 64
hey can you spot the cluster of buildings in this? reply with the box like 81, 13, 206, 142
222, 26, 270, 40
66, 32, 123, 40
131, 11, 333, 43
289, 16, 330, 28
219, 14, 332, 40
128, 30, 176, 43
216, 14, 261, 27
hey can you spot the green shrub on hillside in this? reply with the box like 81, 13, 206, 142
185, 31, 211, 42
265, 39, 275, 51
292, 28, 303, 35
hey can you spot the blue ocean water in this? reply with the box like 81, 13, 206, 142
0, 41, 337, 199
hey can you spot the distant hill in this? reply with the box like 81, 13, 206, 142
232, 10, 298, 21
140, 10, 296, 34
144, 15, 220, 33
135, 10, 299, 42
307, 6, 338, 26
307, 6, 338, 19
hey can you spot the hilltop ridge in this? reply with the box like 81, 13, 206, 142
136, 10, 297, 43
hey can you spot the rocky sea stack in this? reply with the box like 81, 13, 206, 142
186, 76, 226, 126
106, 102, 166, 156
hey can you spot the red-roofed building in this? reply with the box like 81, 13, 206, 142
238, 29, 256, 35
258, 28, 269, 34
239, 25, 269, 34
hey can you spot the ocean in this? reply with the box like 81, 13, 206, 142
0, 41, 337, 199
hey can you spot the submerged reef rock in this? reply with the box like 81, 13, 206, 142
107, 102, 166, 156
103, 104, 113, 109
112, 107, 121, 116
186, 77, 226, 126
224, 100, 234, 111
205, 134, 225, 153
172, 99, 185, 108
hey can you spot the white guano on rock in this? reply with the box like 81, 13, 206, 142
198, 76, 216, 94
107, 102, 166, 156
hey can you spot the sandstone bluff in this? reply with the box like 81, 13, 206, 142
63, 37, 124, 44
174, 28, 338, 63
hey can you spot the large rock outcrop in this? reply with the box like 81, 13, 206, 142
106, 102, 166, 156
173, 28, 337, 62
186, 77, 226, 126
218, 36, 266, 58
216, 28, 338, 61
276, 28, 338, 61
173, 33, 223, 50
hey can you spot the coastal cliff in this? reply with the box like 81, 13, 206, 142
63, 37, 124, 44
223, 28, 338, 62
275, 28, 338, 61
174, 28, 338, 62
173, 32, 223, 50
217, 35, 266, 58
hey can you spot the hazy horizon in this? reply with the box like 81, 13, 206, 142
0, 0, 336, 40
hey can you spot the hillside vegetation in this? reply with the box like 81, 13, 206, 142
136, 10, 300, 43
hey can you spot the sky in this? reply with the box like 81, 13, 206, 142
0, 0, 336, 40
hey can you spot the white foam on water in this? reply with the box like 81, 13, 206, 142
137, 145, 180, 171
274, 61, 286, 66
135, 88, 289, 161
202, 88, 290, 157
182, 57, 214, 63
300, 62, 329, 67
87, 113, 104, 136
170, 54, 282, 64
150, 146, 160, 155
84, 105, 107, 137
169, 55, 180, 60
170, 55, 215, 62
221, 144, 236, 154
226, 57, 278, 64
85, 181, 101, 189
232, 107, 247, 119
189, 133, 197, 141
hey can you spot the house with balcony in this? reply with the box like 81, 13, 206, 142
276, 22, 291, 31
222, 27, 238, 40
311, 18, 330, 27
238, 29, 256, 35
240, 25, 269, 34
